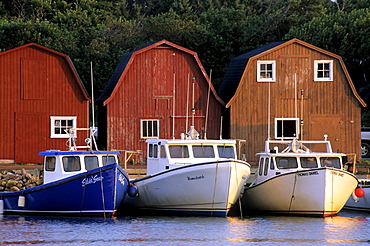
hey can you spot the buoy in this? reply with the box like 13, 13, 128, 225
128, 184, 138, 197
0, 200, 3, 214
354, 188, 365, 198
18, 196, 25, 208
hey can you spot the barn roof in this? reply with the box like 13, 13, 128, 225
97, 40, 224, 106
0, 43, 90, 101
218, 40, 288, 104
218, 38, 366, 108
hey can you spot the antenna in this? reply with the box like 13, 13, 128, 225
172, 72, 176, 139
267, 81, 271, 140
294, 73, 297, 119
90, 61, 95, 128
191, 77, 195, 127
186, 73, 190, 134
204, 69, 212, 140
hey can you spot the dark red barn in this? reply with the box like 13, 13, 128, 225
97, 40, 224, 159
0, 43, 90, 164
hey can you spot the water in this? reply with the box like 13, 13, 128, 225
1, 210, 369, 245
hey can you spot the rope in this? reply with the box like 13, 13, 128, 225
235, 161, 243, 219
99, 168, 106, 218
288, 172, 298, 212
211, 161, 219, 216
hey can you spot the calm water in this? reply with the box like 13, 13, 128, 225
1, 210, 369, 245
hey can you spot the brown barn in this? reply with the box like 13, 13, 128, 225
218, 38, 366, 162
97, 40, 224, 159
0, 43, 90, 164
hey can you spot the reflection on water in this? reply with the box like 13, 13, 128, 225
0, 211, 370, 245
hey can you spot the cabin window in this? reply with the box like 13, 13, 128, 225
258, 158, 264, 176
257, 60, 276, 82
160, 145, 166, 158
62, 156, 81, 172
275, 118, 299, 139
217, 146, 235, 158
103, 156, 116, 165
314, 60, 333, 81
193, 145, 215, 158
141, 119, 159, 138
45, 157, 56, 171
148, 144, 158, 158
300, 157, 318, 168
264, 158, 269, 175
276, 157, 298, 169
85, 156, 99, 170
320, 157, 341, 169
169, 145, 189, 158
50, 116, 76, 138
269, 158, 275, 170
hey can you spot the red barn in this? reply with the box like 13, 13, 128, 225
0, 43, 90, 164
97, 40, 224, 159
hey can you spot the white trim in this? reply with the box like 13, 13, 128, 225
50, 116, 77, 138
140, 119, 159, 139
314, 60, 333, 81
257, 60, 276, 82
274, 118, 299, 140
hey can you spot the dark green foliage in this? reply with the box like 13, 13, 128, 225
0, 0, 368, 103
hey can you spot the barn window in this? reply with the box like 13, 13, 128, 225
257, 61, 276, 82
314, 60, 333, 81
50, 116, 77, 138
141, 119, 159, 138
275, 118, 299, 139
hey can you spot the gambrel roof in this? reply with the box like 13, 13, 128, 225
97, 40, 224, 106
0, 43, 90, 101
218, 38, 366, 108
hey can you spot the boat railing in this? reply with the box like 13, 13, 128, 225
66, 127, 98, 151
265, 136, 333, 153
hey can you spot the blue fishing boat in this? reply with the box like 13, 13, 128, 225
0, 128, 133, 217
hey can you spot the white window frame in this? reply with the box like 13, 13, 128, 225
141, 119, 159, 139
314, 60, 333, 81
50, 116, 77, 138
275, 118, 299, 140
257, 60, 276, 82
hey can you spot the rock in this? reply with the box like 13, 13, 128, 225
0, 169, 43, 192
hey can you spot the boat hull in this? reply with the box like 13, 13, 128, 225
0, 163, 129, 217
242, 168, 358, 217
122, 160, 250, 216
344, 182, 370, 212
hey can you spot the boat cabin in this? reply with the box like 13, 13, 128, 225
39, 128, 121, 184
253, 138, 345, 184
40, 151, 120, 184
146, 138, 238, 175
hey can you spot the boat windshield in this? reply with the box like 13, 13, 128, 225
217, 146, 235, 158
102, 156, 117, 165
62, 156, 81, 172
169, 145, 189, 158
45, 157, 56, 171
300, 157, 318, 168
193, 145, 215, 158
85, 156, 99, 170
319, 157, 341, 168
276, 157, 298, 169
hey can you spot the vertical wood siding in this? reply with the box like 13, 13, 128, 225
229, 42, 362, 162
0, 45, 89, 163
105, 45, 222, 158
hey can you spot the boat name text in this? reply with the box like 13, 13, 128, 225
330, 171, 344, 177
118, 174, 126, 186
297, 171, 319, 177
82, 175, 104, 187
187, 175, 205, 181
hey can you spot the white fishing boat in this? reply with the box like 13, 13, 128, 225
121, 128, 251, 216
241, 136, 358, 217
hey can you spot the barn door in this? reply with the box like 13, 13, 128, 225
309, 115, 342, 153
15, 113, 47, 163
